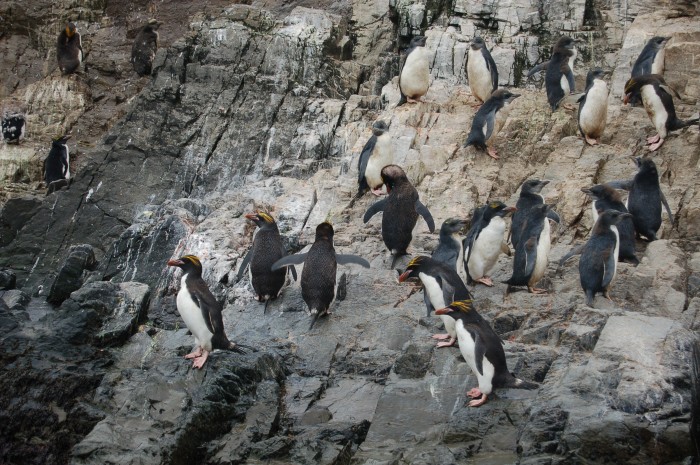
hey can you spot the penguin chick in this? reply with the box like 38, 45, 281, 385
511, 179, 550, 251
168, 255, 250, 369
578, 210, 632, 307
131, 19, 161, 76
398, 36, 429, 106
432, 218, 469, 285
577, 69, 609, 146
631, 36, 670, 78
398, 255, 474, 346
464, 88, 520, 160
57, 22, 83, 75
467, 37, 498, 104
581, 184, 638, 265
44, 135, 71, 186
435, 300, 538, 407
623, 75, 698, 151
1, 103, 26, 144
545, 36, 577, 111
464, 201, 516, 287
355, 120, 392, 200
363, 165, 435, 269
237, 211, 297, 312
271, 222, 370, 329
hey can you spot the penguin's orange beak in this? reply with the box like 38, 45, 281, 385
504, 206, 517, 213
398, 270, 412, 283
622, 93, 630, 105
244, 213, 258, 221
167, 259, 184, 267
435, 307, 453, 315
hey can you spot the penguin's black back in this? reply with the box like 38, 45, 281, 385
44, 143, 68, 184
504, 206, 547, 286
184, 275, 232, 350
57, 28, 81, 74
544, 41, 573, 110
631, 38, 663, 78
131, 24, 159, 76
301, 239, 337, 313
594, 197, 636, 263
382, 183, 419, 255
250, 226, 287, 298
628, 170, 663, 240
579, 225, 617, 297
511, 192, 544, 250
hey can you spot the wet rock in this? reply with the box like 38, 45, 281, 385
394, 342, 433, 378
0, 268, 16, 290
47, 244, 98, 305
1, 289, 30, 312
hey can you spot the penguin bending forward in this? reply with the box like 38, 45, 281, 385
511, 179, 550, 251
577, 69, 609, 146
467, 37, 498, 104
168, 255, 250, 369
463, 201, 515, 286
354, 120, 393, 201
237, 211, 297, 312
271, 222, 370, 329
131, 19, 161, 76
464, 88, 520, 160
57, 22, 83, 75
398, 36, 430, 106
436, 300, 538, 406
545, 36, 577, 111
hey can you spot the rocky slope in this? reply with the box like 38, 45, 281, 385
0, 0, 699, 464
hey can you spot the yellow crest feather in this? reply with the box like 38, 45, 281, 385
182, 255, 201, 267
450, 300, 473, 313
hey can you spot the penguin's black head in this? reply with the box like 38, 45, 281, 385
470, 37, 485, 50
491, 88, 520, 104
409, 36, 427, 48
599, 210, 633, 226
65, 23, 78, 37
587, 68, 606, 82
245, 211, 277, 229
650, 36, 670, 48
623, 77, 644, 104
440, 217, 467, 234
52, 134, 72, 146
634, 157, 658, 176
315, 222, 334, 241
397, 255, 428, 283
555, 36, 576, 51
582, 184, 619, 203
434, 300, 474, 319
521, 179, 549, 194
380, 164, 408, 193
167, 254, 203, 277
372, 120, 389, 137
484, 201, 516, 219
147, 19, 162, 30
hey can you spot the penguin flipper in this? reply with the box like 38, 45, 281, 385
336, 254, 371, 268
188, 286, 222, 337
363, 199, 387, 223
606, 179, 633, 191
271, 253, 308, 271
465, 324, 485, 376
235, 249, 253, 282
484, 50, 499, 92
527, 61, 549, 78
559, 244, 584, 267
523, 237, 538, 279
660, 190, 674, 225
358, 135, 377, 189
546, 209, 561, 224
601, 249, 616, 291
415, 200, 435, 232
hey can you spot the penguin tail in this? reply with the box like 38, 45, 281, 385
507, 376, 539, 390
229, 342, 254, 354
397, 93, 408, 107
676, 117, 700, 130
348, 189, 364, 208
309, 309, 320, 330
263, 299, 270, 314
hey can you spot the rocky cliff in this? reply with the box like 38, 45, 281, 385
0, 0, 699, 464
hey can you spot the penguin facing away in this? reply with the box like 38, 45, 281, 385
355, 120, 393, 200
57, 22, 83, 75
435, 300, 538, 407
577, 68, 609, 146
631, 36, 670, 78
467, 37, 498, 104
236, 211, 297, 312
271, 222, 370, 329
545, 36, 578, 111
464, 88, 520, 160
511, 179, 550, 251
167, 255, 250, 369
432, 217, 469, 285
623, 74, 699, 151
398, 36, 430, 106
363, 165, 435, 269
131, 19, 161, 76
44, 135, 71, 185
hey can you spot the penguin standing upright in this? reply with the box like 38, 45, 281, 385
44, 135, 71, 185
511, 179, 549, 251
432, 218, 468, 284
436, 300, 538, 407
271, 222, 370, 329
363, 165, 435, 268
632, 36, 670, 78
608, 157, 674, 241
355, 120, 393, 200
503, 203, 560, 294
577, 69, 609, 146
167, 255, 249, 369
236, 211, 297, 311
577, 210, 632, 306
623, 75, 699, 151
131, 19, 161, 76
467, 37, 498, 104
464, 88, 520, 160
545, 36, 577, 111
398, 256, 474, 347
463, 201, 515, 287
581, 184, 638, 264
398, 36, 430, 106
56, 22, 83, 75
1, 102, 26, 144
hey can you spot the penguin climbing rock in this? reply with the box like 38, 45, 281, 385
464, 88, 520, 160
503, 203, 560, 294
577, 210, 632, 307
271, 222, 370, 329
581, 184, 638, 265
43, 135, 71, 186
363, 165, 435, 268
131, 19, 161, 76
236, 211, 297, 312
632, 36, 670, 78
354, 120, 393, 200
608, 157, 674, 241
168, 255, 250, 369
577, 68, 609, 146
432, 218, 468, 284
467, 37, 498, 104
545, 36, 577, 111
463, 201, 515, 287
1, 103, 25, 144
398, 36, 430, 106
57, 22, 83, 75
511, 179, 549, 251
623, 74, 699, 151
436, 300, 538, 407
398, 256, 474, 347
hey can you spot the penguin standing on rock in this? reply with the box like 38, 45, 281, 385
167, 255, 250, 369
464, 201, 515, 287
363, 165, 435, 268
545, 36, 578, 111
623, 75, 699, 151
511, 179, 549, 251
577, 69, 609, 146
44, 135, 71, 186
464, 88, 520, 160
436, 300, 538, 407
271, 222, 370, 329
432, 218, 468, 284
131, 19, 161, 76
632, 36, 670, 78
1, 102, 26, 144
57, 22, 83, 75
467, 37, 498, 105
398, 36, 430, 106
236, 212, 297, 312
354, 120, 393, 201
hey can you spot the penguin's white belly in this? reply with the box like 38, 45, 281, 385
579, 82, 608, 138
651, 49, 664, 75
560, 75, 570, 95
591, 201, 599, 223
609, 225, 620, 285
453, 233, 467, 284
530, 219, 551, 286
468, 218, 505, 278
400, 49, 430, 98
467, 50, 493, 102
365, 135, 393, 189
64, 144, 71, 179
641, 85, 668, 138
456, 320, 494, 395
420, 271, 455, 337
177, 275, 214, 351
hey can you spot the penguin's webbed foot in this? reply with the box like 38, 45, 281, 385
191, 350, 209, 369
436, 337, 456, 348
370, 188, 385, 196
646, 134, 661, 144
468, 394, 488, 407
562, 103, 577, 111
467, 388, 482, 398
648, 138, 664, 151
185, 347, 203, 359
486, 147, 500, 160
431, 333, 450, 340
584, 136, 598, 146
466, 388, 488, 407
476, 276, 494, 286
528, 286, 548, 295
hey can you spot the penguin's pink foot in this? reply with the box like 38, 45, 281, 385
646, 134, 661, 144
476, 276, 494, 286
432, 333, 450, 340
648, 138, 664, 151
371, 187, 385, 196
467, 388, 483, 399
486, 147, 500, 160
468, 393, 488, 407
436, 337, 456, 348
585, 136, 598, 146
185, 347, 203, 359
528, 286, 548, 295
191, 350, 209, 369
562, 103, 577, 111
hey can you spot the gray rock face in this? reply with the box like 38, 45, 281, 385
47, 244, 98, 305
